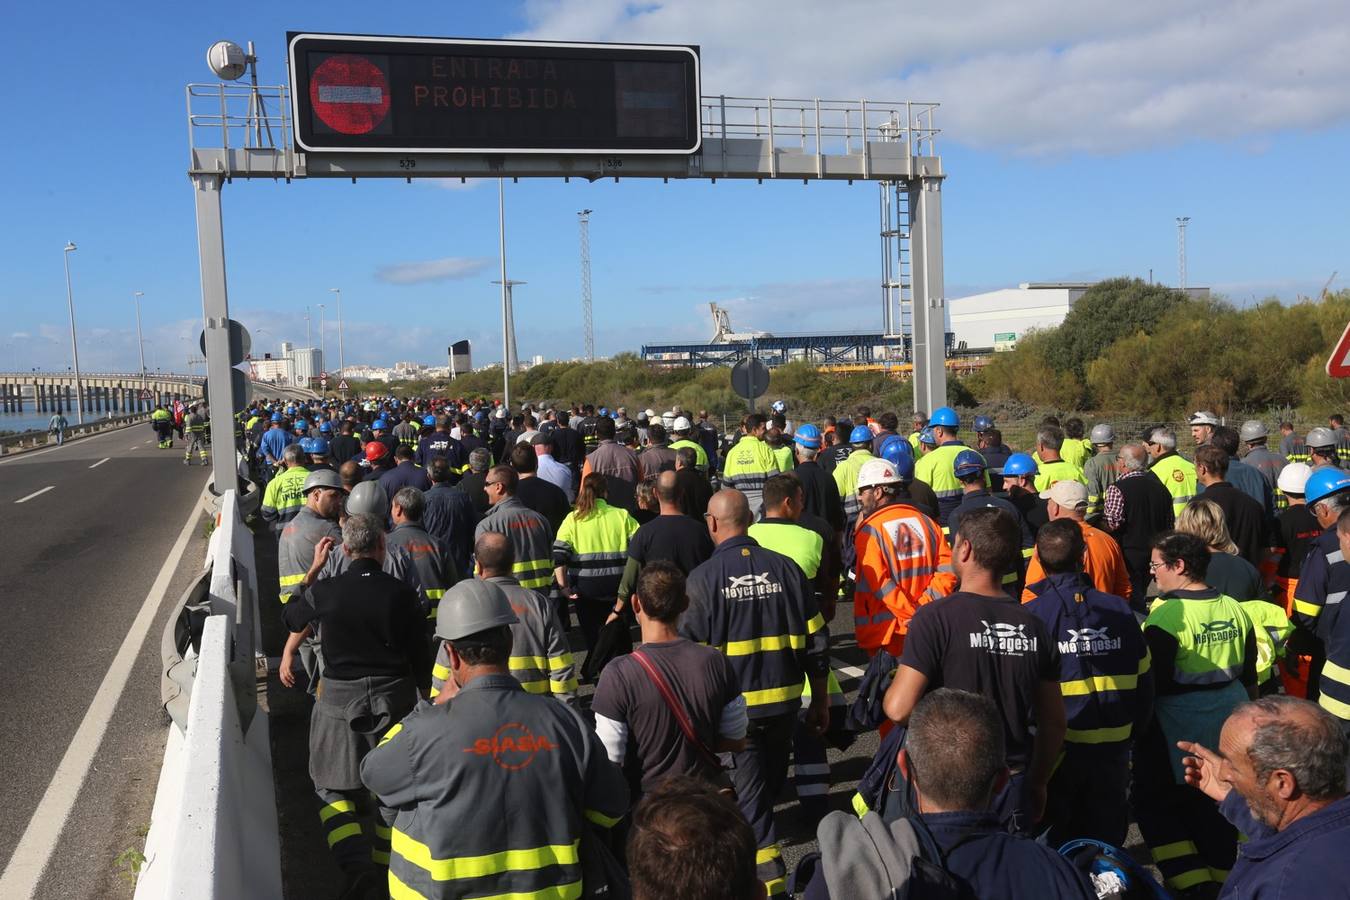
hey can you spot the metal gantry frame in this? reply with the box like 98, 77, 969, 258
185, 81, 947, 492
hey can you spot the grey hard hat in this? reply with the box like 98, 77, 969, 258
1188, 410, 1221, 427
435, 579, 519, 642
1239, 420, 1269, 442
345, 481, 388, 517
301, 469, 346, 494
1307, 427, 1337, 449
1089, 423, 1114, 445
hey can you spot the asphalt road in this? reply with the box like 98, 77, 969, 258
0, 423, 213, 898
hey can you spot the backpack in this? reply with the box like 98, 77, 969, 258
793, 809, 977, 900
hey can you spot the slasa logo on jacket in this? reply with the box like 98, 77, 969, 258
970, 620, 1038, 654
464, 722, 558, 771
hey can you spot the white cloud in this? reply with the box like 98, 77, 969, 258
513, 0, 1350, 154
375, 257, 495, 285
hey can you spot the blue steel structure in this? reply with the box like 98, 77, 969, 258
641, 331, 955, 368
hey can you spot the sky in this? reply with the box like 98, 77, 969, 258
3, 0, 1348, 374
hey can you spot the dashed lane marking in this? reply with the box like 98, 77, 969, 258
14, 486, 54, 504
88, 457, 110, 469
0, 480, 209, 899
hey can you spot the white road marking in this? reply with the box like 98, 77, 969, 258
831, 659, 867, 681
88, 457, 110, 469
0, 480, 209, 899
14, 486, 54, 504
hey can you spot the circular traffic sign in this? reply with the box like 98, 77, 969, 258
731, 357, 770, 401
310, 54, 391, 135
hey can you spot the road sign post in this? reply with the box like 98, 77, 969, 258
731, 356, 770, 413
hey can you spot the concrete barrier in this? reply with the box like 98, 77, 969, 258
135, 489, 282, 899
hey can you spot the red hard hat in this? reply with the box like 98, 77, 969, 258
364, 441, 388, 462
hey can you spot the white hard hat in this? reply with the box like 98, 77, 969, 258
1278, 462, 1312, 496
645, 408, 656, 419
672, 416, 692, 432
857, 458, 902, 490
1188, 411, 1221, 427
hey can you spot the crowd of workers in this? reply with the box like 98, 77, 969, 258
241, 394, 1350, 900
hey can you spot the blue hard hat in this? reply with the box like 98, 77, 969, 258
298, 437, 315, 453
475, 411, 489, 424
372, 418, 388, 430
953, 448, 987, 478
918, 427, 937, 446
294, 418, 308, 431
1305, 468, 1350, 505
319, 420, 332, 433
270, 412, 282, 423
599, 407, 609, 417
973, 415, 993, 432
309, 437, 330, 455
1003, 452, 1038, 477
423, 414, 437, 427
890, 451, 915, 482
878, 434, 912, 468
793, 423, 822, 449
929, 406, 959, 428
849, 424, 874, 444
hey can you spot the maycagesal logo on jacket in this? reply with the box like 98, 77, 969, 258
1057, 627, 1123, 656
970, 620, 1039, 654
723, 573, 784, 601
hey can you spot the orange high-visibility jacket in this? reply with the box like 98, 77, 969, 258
853, 502, 957, 655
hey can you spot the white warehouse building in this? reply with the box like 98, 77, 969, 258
947, 282, 1211, 351
947, 282, 1091, 351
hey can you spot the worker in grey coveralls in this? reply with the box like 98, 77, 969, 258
281, 512, 429, 894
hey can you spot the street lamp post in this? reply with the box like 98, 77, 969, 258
133, 291, 147, 393
329, 288, 344, 377
317, 303, 326, 366
497, 178, 511, 407
62, 242, 84, 424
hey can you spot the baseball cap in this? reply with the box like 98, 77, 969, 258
1040, 480, 1089, 510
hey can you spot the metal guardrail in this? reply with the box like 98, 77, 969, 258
0, 412, 151, 454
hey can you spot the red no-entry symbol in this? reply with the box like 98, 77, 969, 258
310, 54, 391, 135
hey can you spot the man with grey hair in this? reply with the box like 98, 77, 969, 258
1179, 696, 1350, 898
811, 689, 1092, 898
458, 446, 493, 517
261, 442, 311, 533
281, 511, 428, 891
1104, 441, 1176, 607
1147, 426, 1198, 517
389, 486, 459, 627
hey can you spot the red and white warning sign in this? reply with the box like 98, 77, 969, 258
337, 379, 349, 392
1327, 322, 1350, 378
309, 54, 391, 135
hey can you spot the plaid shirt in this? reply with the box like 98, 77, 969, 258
1103, 469, 1147, 532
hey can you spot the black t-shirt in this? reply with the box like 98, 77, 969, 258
328, 433, 362, 465
515, 475, 570, 533
591, 639, 741, 791
628, 514, 715, 575
900, 591, 1058, 768
1276, 505, 1322, 579
283, 558, 429, 686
